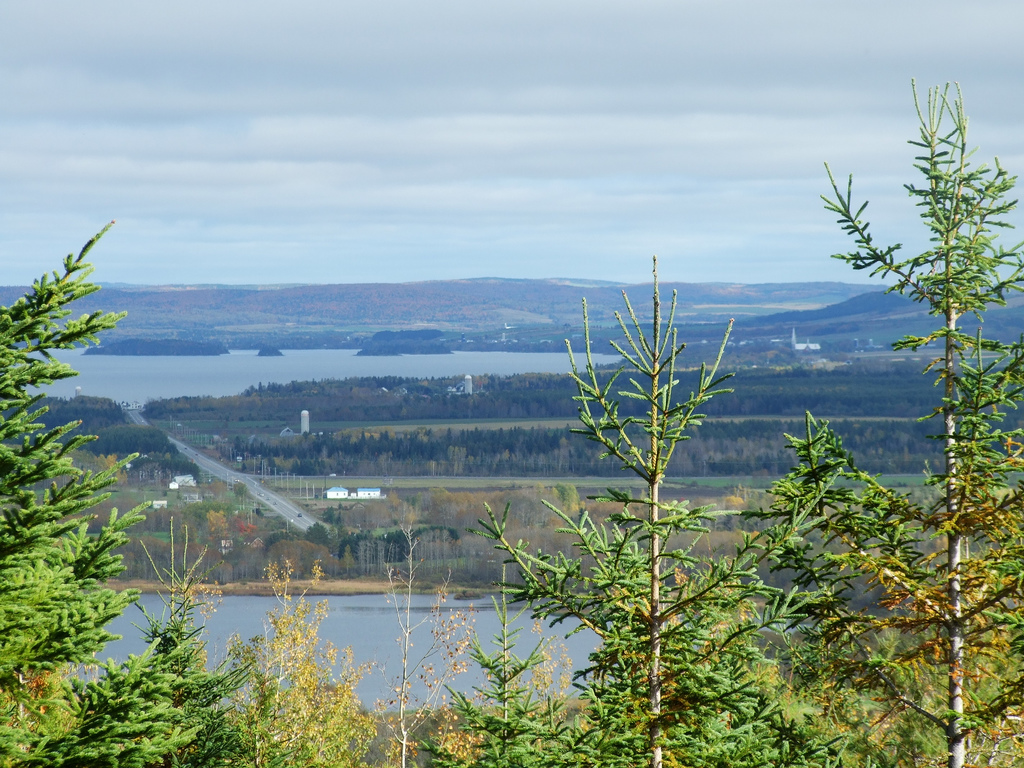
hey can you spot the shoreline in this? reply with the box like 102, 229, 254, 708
110, 578, 393, 597
108, 578, 491, 599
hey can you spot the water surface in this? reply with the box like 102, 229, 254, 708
47, 349, 618, 402
106, 592, 596, 703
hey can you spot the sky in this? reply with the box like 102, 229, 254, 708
3, 1, 1024, 287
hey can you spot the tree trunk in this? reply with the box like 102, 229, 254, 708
649, 277, 663, 768
945, 307, 965, 768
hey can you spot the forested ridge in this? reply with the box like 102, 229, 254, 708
146, 363, 940, 422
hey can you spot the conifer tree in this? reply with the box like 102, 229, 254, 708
139, 532, 249, 768
755, 83, 1024, 768
478, 261, 833, 768
0, 227, 192, 765
427, 572, 572, 768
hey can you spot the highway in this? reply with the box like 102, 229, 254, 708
125, 409, 315, 533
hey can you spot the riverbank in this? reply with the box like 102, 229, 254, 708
109, 578, 491, 598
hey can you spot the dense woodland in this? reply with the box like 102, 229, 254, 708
223, 418, 940, 478
145, 364, 942, 424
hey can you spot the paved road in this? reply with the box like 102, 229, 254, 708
126, 409, 314, 533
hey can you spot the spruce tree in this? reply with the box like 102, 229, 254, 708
139, 533, 248, 768
427, 573, 572, 768
755, 83, 1024, 768
0, 227, 190, 766
477, 261, 834, 768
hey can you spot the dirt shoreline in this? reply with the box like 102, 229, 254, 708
109, 578, 392, 596
108, 579, 491, 599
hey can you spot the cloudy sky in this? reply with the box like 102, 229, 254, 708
3, 1, 1024, 286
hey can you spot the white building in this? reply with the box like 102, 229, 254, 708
300, 410, 310, 434
325, 486, 349, 499
791, 328, 821, 352
173, 474, 196, 487
355, 487, 381, 499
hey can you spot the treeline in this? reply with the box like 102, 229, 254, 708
111, 485, 585, 588
356, 328, 452, 356
85, 338, 229, 355
35, 395, 127, 433
144, 363, 945, 426
90, 424, 201, 481
230, 417, 942, 478
114, 503, 338, 583
145, 372, 581, 423
32, 398, 202, 481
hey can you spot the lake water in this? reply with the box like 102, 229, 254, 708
61, 350, 608, 701
106, 592, 596, 704
46, 349, 618, 402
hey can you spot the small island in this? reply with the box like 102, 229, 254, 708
356, 329, 452, 356
257, 347, 284, 356
85, 339, 229, 356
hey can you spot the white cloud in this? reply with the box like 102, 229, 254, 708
2, 0, 1023, 285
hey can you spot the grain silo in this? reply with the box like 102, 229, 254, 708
300, 410, 310, 434
464, 374, 473, 395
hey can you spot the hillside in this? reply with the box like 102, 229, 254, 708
0, 278, 878, 349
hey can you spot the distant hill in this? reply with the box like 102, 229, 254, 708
0, 278, 879, 346
753, 291, 918, 324
721, 290, 1024, 348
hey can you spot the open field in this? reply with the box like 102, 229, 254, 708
264, 472, 934, 503
157, 416, 580, 438
164, 413, 920, 438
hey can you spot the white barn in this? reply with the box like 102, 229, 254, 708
355, 488, 381, 499
325, 486, 349, 499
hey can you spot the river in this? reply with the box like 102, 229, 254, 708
46, 348, 618, 402
106, 592, 596, 704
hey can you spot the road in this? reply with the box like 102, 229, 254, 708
125, 409, 315, 533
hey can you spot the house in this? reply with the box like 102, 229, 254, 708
151, 499, 168, 509
172, 474, 196, 487
325, 486, 350, 499
355, 487, 382, 499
